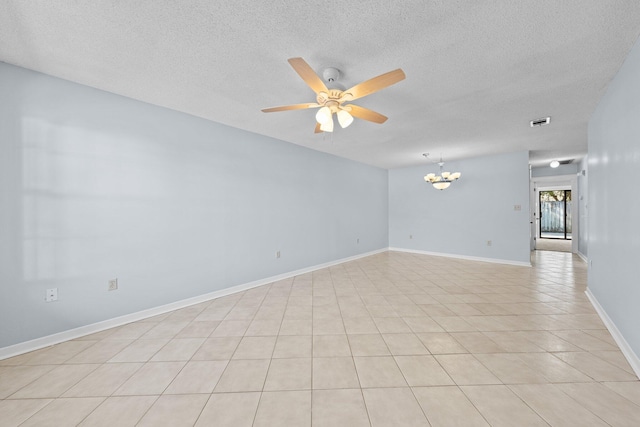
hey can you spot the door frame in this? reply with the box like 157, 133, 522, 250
530, 174, 578, 253
539, 189, 572, 240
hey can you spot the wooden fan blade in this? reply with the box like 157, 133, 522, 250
288, 57, 328, 94
343, 69, 405, 101
314, 122, 322, 133
347, 104, 388, 124
262, 103, 321, 112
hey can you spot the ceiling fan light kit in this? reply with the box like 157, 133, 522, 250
315, 106, 332, 125
423, 153, 461, 190
320, 118, 334, 132
262, 57, 405, 133
336, 109, 354, 128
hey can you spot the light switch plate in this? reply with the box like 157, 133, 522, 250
45, 288, 58, 302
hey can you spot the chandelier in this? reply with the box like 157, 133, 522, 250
423, 153, 461, 190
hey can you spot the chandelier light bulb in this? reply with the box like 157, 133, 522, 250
432, 181, 451, 190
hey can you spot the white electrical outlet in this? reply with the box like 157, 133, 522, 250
514, 205, 522, 211
45, 288, 58, 302
108, 279, 118, 291
276, 251, 281, 259
409, 234, 413, 239
487, 240, 492, 246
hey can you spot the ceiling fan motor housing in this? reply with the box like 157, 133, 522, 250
317, 89, 346, 110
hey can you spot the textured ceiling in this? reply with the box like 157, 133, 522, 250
1, 1, 640, 169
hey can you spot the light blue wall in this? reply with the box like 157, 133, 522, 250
389, 151, 531, 264
588, 35, 640, 356
0, 63, 389, 348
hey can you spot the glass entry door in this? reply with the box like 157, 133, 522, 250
539, 190, 572, 240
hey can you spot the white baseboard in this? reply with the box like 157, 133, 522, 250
0, 248, 387, 360
585, 288, 640, 379
577, 251, 588, 264
389, 247, 532, 267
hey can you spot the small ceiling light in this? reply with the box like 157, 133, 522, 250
550, 160, 560, 168
423, 153, 461, 190
336, 109, 354, 128
315, 106, 332, 125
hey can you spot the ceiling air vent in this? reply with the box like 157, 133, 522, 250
530, 117, 550, 127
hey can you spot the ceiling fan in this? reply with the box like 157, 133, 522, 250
262, 57, 406, 133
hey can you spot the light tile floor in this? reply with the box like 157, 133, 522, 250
1, 250, 640, 426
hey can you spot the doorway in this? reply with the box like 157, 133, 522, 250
539, 189, 572, 240
530, 174, 578, 254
